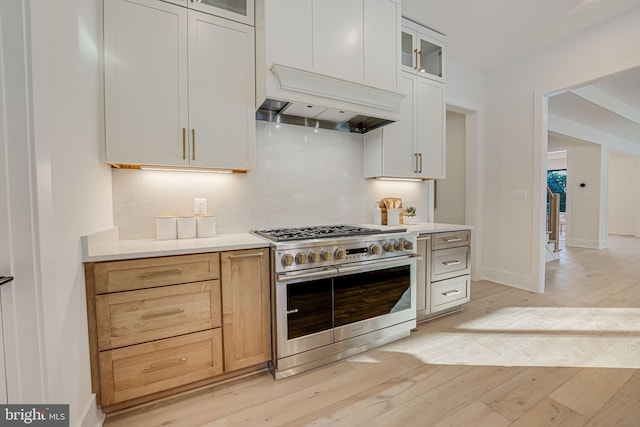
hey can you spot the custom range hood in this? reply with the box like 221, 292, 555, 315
256, 64, 404, 134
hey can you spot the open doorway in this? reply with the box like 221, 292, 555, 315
546, 150, 567, 258
435, 111, 466, 224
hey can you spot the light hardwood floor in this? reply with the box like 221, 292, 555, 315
104, 235, 640, 426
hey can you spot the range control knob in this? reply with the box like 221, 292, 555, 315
295, 252, 308, 264
309, 251, 320, 263
394, 241, 404, 251
321, 250, 333, 261
369, 244, 381, 255
335, 248, 347, 260
281, 253, 294, 266
383, 242, 395, 252
404, 241, 414, 251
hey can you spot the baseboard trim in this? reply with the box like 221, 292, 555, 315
79, 394, 104, 427
566, 238, 607, 249
482, 268, 538, 293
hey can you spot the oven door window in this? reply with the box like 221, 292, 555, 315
334, 265, 411, 327
286, 278, 333, 339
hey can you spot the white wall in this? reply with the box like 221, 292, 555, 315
608, 152, 640, 236
30, 0, 113, 425
434, 111, 465, 224
445, 57, 486, 281
483, 9, 640, 292
566, 143, 608, 249
113, 122, 431, 239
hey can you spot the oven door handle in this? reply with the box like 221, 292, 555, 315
335, 255, 421, 276
276, 267, 338, 283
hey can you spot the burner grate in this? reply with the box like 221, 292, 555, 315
253, 225, 406, 242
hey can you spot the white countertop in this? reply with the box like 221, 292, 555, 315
82, 223, 470, 262
361, 222, 472, 234
82, 228, 271, 262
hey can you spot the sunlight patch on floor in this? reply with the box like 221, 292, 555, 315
381, 307, 640, 369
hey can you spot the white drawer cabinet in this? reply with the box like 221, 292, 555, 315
416, 230, 471, 321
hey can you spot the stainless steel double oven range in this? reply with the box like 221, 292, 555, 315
253, 225, 419, 379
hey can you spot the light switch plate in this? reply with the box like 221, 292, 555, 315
194, 198, 207, 214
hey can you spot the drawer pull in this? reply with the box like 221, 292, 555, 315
444, 237, 463, 243
228, 252, 264, 260
140, 307, 185, 319
143, 357, 187, 373
138, 268, 184, 279
443, 260, 462, 266
286, 308, 299, 315
442, 290, 461, 297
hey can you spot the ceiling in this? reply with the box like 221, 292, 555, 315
402, 0, 640, 152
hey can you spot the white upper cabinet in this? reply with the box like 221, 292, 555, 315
401, 18, 446, 83
104, 0, 255, 170
364, 73, 445, 179
256, 0, 403, 120
163, 0, 254, 25
188, 12, 255, 169
104, 0, 189, 167
364, 18, 446, 180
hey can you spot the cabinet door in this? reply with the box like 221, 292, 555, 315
188, 11, 256, 170
271, 0, 313, 70
312, 0, 363, 82
220, 249, 271, 372
418, 34, 445, 83
415, 79, 445, 179
364, 0, 400, 91
104, 0, 188, 166
382, 73, 415, 177
401, 29, 418, 73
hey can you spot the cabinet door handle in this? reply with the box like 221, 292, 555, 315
143, 357, 187, 373
140, 307, 185, 319
414, 153, 419, 173
442, 290, 461, 297
419, 153, 423, 173
138, 267, 184, 279
417, 50, 422, 71
182, 128, 187, 160
286, 308, 299, 315
191, 129, 196, 160
228, 252, 264, 260
0, 276, 14, 286
443, 260, 462, 266
414, 49, 418, 70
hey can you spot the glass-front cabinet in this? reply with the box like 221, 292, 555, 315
401, 18, 445, 83
166, 0, 254, 25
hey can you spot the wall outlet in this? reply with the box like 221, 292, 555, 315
513, 190, 527, 200
194, 198, 207, 214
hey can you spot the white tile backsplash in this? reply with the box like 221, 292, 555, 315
112, 121, 430, 239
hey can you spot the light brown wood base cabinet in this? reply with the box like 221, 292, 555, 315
85, 249, 271, 412
220, 249, 271, 372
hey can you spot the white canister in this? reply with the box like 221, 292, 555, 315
387, 209, 401, 226
373, 203, 382, 225
196, 215, 216, 238
177, 216, 197, 239
155, 216, 177, 240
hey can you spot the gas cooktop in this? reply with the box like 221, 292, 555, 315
253, 224, 406, 242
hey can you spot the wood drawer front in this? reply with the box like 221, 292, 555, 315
431, 275, 470, 312
96, 281, 222, 350
432, 230, 470, 250
93, 253, 220, 294
431, 246, 469, 281
98, 329, 223, 406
